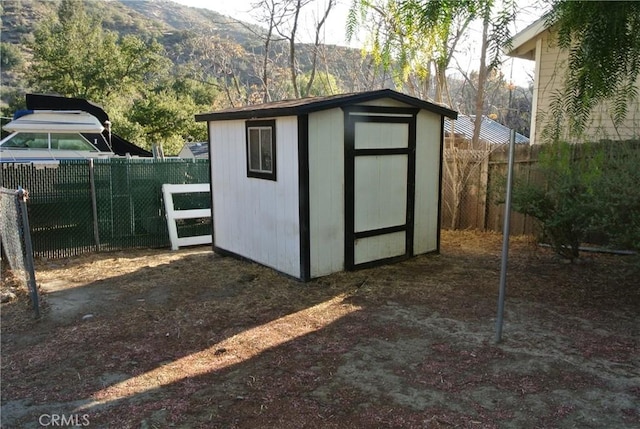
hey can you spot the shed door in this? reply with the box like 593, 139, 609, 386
344, 108, 417, 270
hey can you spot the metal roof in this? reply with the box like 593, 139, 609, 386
182, 142, 209, 158
445, 115, 529, 144
195, 89, 458, 122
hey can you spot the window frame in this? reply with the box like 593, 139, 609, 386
0, 132, 99, 151
245, 119, 277, 181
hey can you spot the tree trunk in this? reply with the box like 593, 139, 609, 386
472, 7, 490, 148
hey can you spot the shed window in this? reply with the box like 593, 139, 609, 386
246, 120, 276, 181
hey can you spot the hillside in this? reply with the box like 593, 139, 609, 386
0, 0, 262, 47
0, 0, 531, 139
0, 0, 369, 108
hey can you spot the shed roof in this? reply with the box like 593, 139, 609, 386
195, 89, 458, 122
445, 115, 529, 144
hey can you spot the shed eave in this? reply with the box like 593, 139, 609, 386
195, 107, 300, 122
195, 89, 458, 122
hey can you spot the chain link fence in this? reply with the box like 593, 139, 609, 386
1, 159, 210, 259
0, 187, 40, 316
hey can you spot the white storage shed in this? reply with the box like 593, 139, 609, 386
195, 89, 457, 281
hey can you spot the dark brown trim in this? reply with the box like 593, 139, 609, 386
196, 89, 457, 122
245, 119, 277, 181
355, 148, 411, 156
352, 253, 411, 271
206, 122, 215, 252
297, 115, 311, 281
213, 245, 303, 282
406, 113, 417, 257
436, 116, 445, 253
344, 109, 356, 270
354, 224, 407, 239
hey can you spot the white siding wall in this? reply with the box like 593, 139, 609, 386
414, 111, 442, 254
533, 31, 640, 144
209, 117, 301, 278
308, 109, 345, 278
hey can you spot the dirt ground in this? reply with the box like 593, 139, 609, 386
1, 230, 639, 429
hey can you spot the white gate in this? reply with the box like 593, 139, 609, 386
162, 183, 212, 250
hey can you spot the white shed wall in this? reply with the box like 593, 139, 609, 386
209, 117, 301, 278
414, 110, 442, 254
308, 109, 345, 278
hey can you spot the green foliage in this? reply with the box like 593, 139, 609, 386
512, 140, 640, 259
23, 0, 218, 155
0, 42, 24, 70
126, 90, 206, 155
29, 1, 170, 101
512, 141, 597, 259
545, 1, 640, 138
285, 71, 342, 97
589, 141, 640, 251
347, 0, 478, 100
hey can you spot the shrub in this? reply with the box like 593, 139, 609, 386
589, 140, 640, 251
511, 141, 600, 260
511, 140, 640, 259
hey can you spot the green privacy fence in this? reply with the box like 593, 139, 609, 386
1, 159, 211, 258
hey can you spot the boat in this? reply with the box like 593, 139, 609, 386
0, 94, 152, 163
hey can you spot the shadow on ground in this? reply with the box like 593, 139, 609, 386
1, 231, 639, 428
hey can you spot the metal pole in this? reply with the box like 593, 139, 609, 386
89, 159, 101, 250
495, 129, 516, 343
17, 188, 40, 318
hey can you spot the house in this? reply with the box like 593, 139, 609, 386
506, 17, 640, 144
444, 115, 529, 146
195, 89, 457, 281
178, 142, 209, 159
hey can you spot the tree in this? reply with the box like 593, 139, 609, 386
0, 42, 23, 71
545, 1, 640, 139
348, 0, 518, 229
127, 91, 202, 155
29, 0, 169, 102
249, 0, 338, 100
25, 0, 217, 152
347, 0, 476, 103
174, 32, 255, 107
249, 0, 289, 102
289, 0, 337, 98
347, 0, 516, 143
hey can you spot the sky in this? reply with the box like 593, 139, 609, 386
172, 0, 542, 87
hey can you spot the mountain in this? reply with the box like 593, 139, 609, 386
0, 0, 260, 45
0, 0, 371, 109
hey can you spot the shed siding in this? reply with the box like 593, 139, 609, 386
210, 118, 300, 278
308, 108, 345, 278
354, 231, 406, 265
354, 154, 408, 232
532, 31, 567, 144
413, 110, 442, 254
